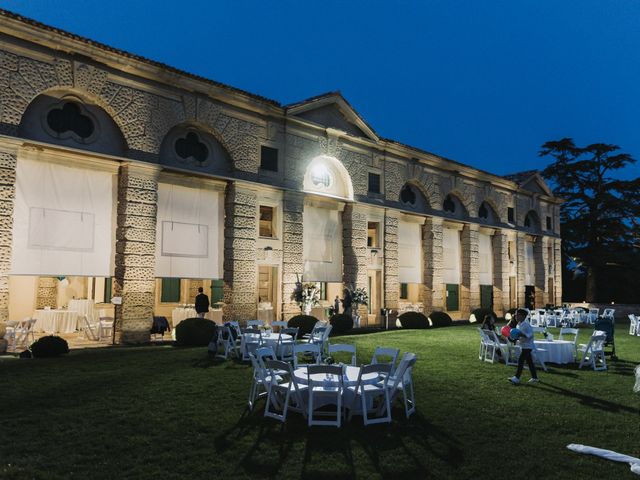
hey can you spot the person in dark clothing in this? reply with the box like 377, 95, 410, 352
195, 287, 210, 319
334, 296, 341, 315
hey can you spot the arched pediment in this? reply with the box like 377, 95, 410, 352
398, 182, 430, 214
159, 123, 232, 175
303, 155, 353, 200
18, 91, 127, 157
478, 200, 500, 224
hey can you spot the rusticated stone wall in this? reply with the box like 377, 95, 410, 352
342, 204, 368, 320
281, 192, 304, 320
492, 231, 510, 316
0, 151, 15, 321
461, 223, 480, 318
35, 277, 58, 309
223, 183, 258, 322
114, 163, 159, 344
516, 233, 527, 308
554, 239, 563, 304
423, 217, 444, 312
535, 237, 547, 307
383, 212, 399, 312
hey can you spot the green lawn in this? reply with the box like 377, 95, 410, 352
1, 325, 639, 480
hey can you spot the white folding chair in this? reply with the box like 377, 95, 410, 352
276, 327, 298, 362
247, 320, 264, 328
588, 308, 599, 324
82, 315, 100, 341
271, 321, 288, 333
371, 346, 400, 374
348, 363, 392, 425
602, 308, 615, 321
559, 327, 580, 360
328, 343, 357, 366
578, 334, 607, 371
263, 359, 306, 422
13, 318, 36, 350
384, 352, 418, 419
215, 325, 237, 359
248, 352, 275, 411
307, 364, 344, 427
478, 328, 499, 363
98, 317, 114, 341
293, 343, 321, 368
240, 327, 262, 361
255, 346, 277, 370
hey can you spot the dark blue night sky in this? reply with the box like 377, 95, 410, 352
3, 0, 639, 178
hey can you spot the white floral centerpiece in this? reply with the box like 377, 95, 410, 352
347, 287, 369, 328
293, 282, 321, 315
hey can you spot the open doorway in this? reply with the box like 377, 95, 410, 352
257, 265, 278, 324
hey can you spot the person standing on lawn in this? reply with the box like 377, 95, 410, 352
195, 287, 210, 319
509, 308, 539, 385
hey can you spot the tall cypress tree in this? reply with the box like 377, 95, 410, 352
540, 138, 640, 302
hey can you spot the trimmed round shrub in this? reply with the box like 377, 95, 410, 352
175, 317, 217, 347
288, 315, 318, 337
329, 314, 353, 335
470, 308, 497, 324
30, 335, 69, 358
398, 311, 429, 329
429, 311, 453, 328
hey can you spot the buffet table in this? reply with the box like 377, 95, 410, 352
33, 309, 78, 334
171, 307, 223, 327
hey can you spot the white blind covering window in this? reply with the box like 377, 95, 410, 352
478, 233, 493, 285
303, 205, 342, 282
442, 227, 461, 284
524, 241, 535, 286
398, 220, 422, 283
155, 183, 223, 279
12, 158, 115, 276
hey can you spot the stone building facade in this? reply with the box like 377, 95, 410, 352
0, 10, 562, 342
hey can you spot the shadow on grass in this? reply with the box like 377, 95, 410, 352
214, 406, 463, 478
537, 383, 640, 414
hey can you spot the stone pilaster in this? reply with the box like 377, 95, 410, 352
554, 238, 563, 304
187, 279, 203, 304
114, 163, 159, 344
342, 204, 368, 320
383, 211, 399, 313
281, 191, 304, 321
461, 223, 480, 319
492, 231, 510, 316
535, 237, 548, 307
36, 277, 58, 309
0, 151, 15, 322
223, 183, 258, 323
516, 232, 526, 307
423, 217, 444, 312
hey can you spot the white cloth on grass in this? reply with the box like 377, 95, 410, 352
567, 444, 640, 476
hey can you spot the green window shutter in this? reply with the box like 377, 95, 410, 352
103, 277, 112, 302
161, 278, 181, 303
210, 279, 224, 303
446, 284, 459, 311
400, 283, 408, 299
480, 285, 493, 309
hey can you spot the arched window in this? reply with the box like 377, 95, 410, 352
303, 155, 353, 200
443, 195, 456, 213
478, 203, 489, 219
160, 124, 231, 174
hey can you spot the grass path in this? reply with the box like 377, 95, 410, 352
1, 325, 638, 479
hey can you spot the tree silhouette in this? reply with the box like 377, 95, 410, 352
540, 138, 639, 302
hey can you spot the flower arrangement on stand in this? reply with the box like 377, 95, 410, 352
347, 287, 369, 328
293, 281, 320, 316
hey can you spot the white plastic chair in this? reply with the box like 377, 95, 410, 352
98, 317, 114, 341
247, 320, 264, 328
248, 352, 277, 411
240, 327, 262, 361
588, 308, 599, 324
271, 321, 288, 332
628, 315, 638, 336
478, 328, 499, 363
578, 334, 607, 371
215, 325, 237, 359
371, 346, 400, 374
263, 359, 306, 422
255, 346, 277, 370
293, 343, 322, 368
602, 309, 615, 321
328, 343, 357, 366
276, 327, 298, 362
307, 364, 344, 428
12, 318, 36, 350
82, 315, 100, 341
384, 352, 418, 419
559, 327, 580, 359
348, 363, 392, 425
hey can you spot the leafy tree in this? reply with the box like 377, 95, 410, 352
540, 138, 640, 302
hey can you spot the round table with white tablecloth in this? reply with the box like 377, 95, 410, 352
244, 332, 291, 350
534, 339, 575, 364
33, 309, 78, 333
